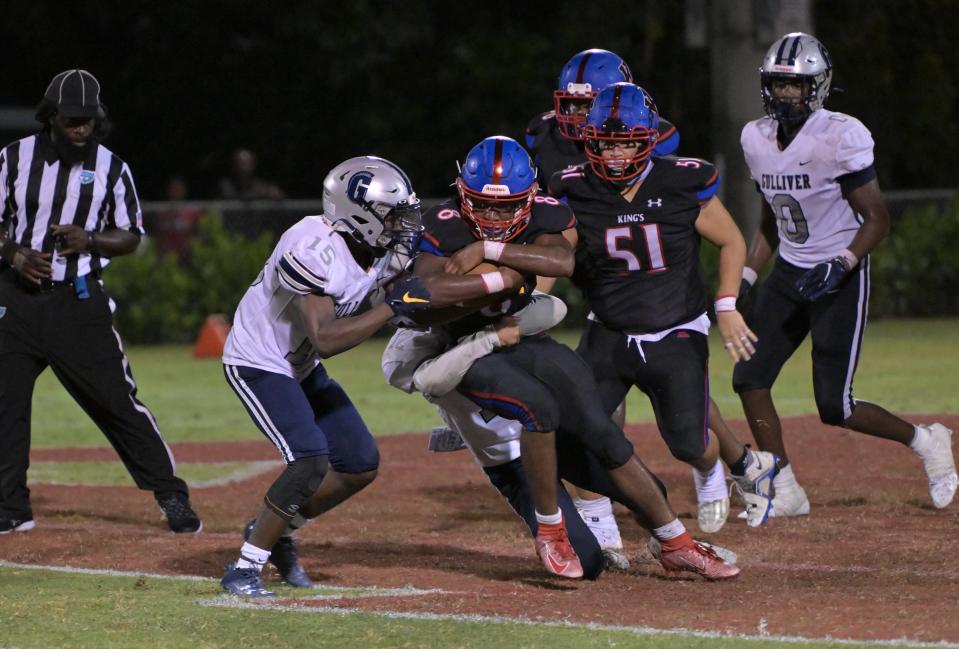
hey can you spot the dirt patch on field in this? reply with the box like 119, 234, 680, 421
5, 415, 959, 643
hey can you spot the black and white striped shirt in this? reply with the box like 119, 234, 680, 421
0, 131, 143, 282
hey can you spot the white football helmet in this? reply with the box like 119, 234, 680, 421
322, 156, 422, 271
760, 32, 833, 125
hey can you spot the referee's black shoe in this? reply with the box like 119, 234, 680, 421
243, 519, 313, 588
0, 515, 35, 534
155, 491, 202, 534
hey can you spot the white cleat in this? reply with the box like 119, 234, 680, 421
769, 483, 810, 517
913, 423, 958, 509
730, 449, 779, 527
584, 520, 630, 571
697, 497, 730, 533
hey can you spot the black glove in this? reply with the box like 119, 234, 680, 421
385, 273, 432, 316
795, 258, 848, 301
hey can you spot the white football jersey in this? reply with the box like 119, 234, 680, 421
223, 215, 392, 380
741, 108, 874, 268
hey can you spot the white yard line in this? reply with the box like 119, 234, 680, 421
199, 598, 959, 648
1, 560, 956, 648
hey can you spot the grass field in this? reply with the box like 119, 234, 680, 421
4, 317, 957, 649
29, 318, 959, 449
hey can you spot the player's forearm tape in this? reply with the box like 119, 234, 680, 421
481, 271, 506, 294
714, 296, 737, 312
413, 330, 499, 397
741, 267, 758, 287
838, 248, 858, 270
514, 292, 568, 336
484, 241, 506, 262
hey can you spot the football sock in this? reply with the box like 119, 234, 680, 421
653, 519, 692, 551
774, 463, 799, 490
909, 425, 926, 452
236, 542, 271, 572
692, 459, 727, 502
535, 509, 563, 526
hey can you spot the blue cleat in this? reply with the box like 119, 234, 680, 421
243, 520, 313, 588
221, 563, 275, 597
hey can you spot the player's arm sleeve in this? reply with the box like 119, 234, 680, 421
413, 330, 500, 398
836, 121, 877, 197
381, 329, 448, 393
277, 250, 328, 295
110, 162, 145, 236
514, 291, 567, 335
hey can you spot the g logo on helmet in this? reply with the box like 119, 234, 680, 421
346, 171, 374, 206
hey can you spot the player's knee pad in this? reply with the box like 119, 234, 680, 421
265, 455, 329, 519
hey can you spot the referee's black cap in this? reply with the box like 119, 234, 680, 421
40, 69, 105, 120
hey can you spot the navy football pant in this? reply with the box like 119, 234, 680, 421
733, 257, 870, 424
224, 363, 379, 473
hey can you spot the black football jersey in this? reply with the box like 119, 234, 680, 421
525, 111, 680, 191
550, 156, 721, 333
418, 194, 576, 338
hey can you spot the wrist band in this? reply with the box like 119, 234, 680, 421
742, 267, 758, 287
714, 295, 737, 312
481, 271, 506, 294
838, 248, 858, 270
484, 240, 505, 262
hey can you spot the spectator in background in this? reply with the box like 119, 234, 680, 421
217, 148, 286, 200
152, 175, 204, 262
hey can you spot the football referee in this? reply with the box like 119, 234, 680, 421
0, 69, 201, 534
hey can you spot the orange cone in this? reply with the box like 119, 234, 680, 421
193, 314, 231, 358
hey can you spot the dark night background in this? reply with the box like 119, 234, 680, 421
2, 1, 957, 200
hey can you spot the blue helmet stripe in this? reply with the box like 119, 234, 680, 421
378, 158, 413, 194
787, 35, 802, 65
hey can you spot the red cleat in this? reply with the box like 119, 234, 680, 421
659, 540, 740, 581
534, 520, 583, 579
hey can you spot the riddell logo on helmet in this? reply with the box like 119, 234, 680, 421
481, 184, 510, 195
772, 64, 796, 72
566, 82, 592, 94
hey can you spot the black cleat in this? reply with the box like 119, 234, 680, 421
155, 491, 202, 534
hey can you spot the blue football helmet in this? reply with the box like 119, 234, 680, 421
582, 83, 659, 182
456, 136, 538, 242
553, 49, 633, 141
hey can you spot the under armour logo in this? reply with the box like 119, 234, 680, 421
346, 171, 374, 206
647, 198, 663, 208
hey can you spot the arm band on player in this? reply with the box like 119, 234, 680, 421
714, 296, 737, 312
484, 241, 506, 262
838, 248, 859, 271
481, 271, 506, 294
514, 292, 568, 336
413, 330, 499, 398
742, 267, 758, 287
